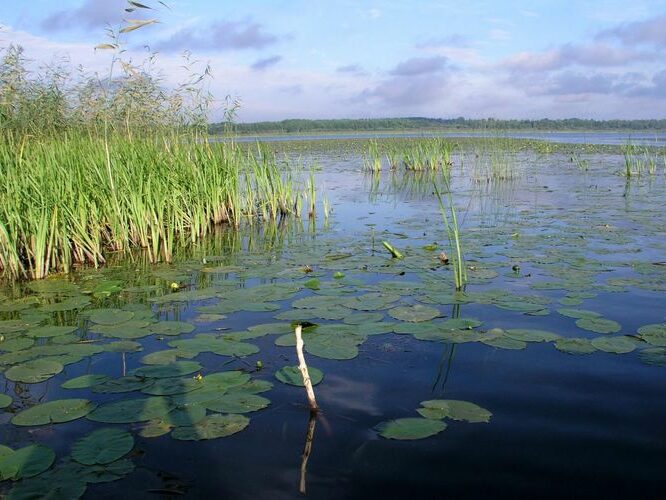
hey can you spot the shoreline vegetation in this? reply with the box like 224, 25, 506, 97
214, 117, 666, 135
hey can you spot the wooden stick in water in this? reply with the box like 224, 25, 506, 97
295, 324, 318, 412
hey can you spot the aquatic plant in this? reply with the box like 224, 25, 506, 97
434, 182, 467, 291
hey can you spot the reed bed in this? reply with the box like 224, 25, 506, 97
0, 132, 308, 280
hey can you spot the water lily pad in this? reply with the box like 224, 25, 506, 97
575, 317, 621, 334
205, 393, 270, 413
139, 420, 173, 438
505, 329, 561, 342
557, 308, 601, 319
140, 349, 196, 365
388, 304, 440, 322
72, 428, 134, 465
90, 321, 151, 339
0, 338, 34, 352
5, 359, 64, 383
171, 413, 249, 441
92, 376, 154, 394
247, 323, 294, 335
142, 377, 204, 396
343, 312, 384, 325
0, 445, 55, 480
440, 318, 483, 330
304, 335, 361, 360
62, 374, 110, 389
71, 459, 135, 484
27, 325, 77, 338
275, 366, 324, 386
0, 393, 12, 408
147, 321, 195, 336
87, 397, 176, 423
87, 309, 135, 325
591, 336, 636, 354
637, 323, 666, 347
554, 338, 597, 355
417, 400, 492, 423
133, 361, 202, 379
639, 347, 666, 367
104, 341, 143, 353
7, 473, 86, 499
482, 336, 528, 350
12, 399, 96, 426
375, 417, 446, 440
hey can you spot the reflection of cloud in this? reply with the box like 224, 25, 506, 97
42, 0, 126, 31
318, 375, 381, 416
251, 55, 282, 71
155, 20, 280, 52
597, 14, 666, 47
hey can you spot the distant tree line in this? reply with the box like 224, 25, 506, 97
209, 117, 666, 134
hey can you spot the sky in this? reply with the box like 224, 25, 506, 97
1, 0, 666, 122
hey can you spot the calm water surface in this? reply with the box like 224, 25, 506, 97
1, 141, 666, 499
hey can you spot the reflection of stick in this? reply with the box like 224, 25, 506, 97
299, 413, 317, 495
295, 325, 318, 411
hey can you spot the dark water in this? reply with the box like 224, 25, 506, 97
230, 130, 666, 147
1, 144, 666, 499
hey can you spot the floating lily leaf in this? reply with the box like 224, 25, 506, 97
28, 280, 79, 295
87, 397, 176, 423
139, 420, 172, 438
388, 304, 440, 322
0, 337, 34, 352
71, 459, 135, 484
375, 417, 446, 440
345, 293, 401, 311
637, 323, 666, 347
0, 320, 31, 334
87, 309, 135, 325
247, 323, 294, 335
275, 365, 324, 386
591, 336, 636, 354
343, 312, 384, 325
104, 340, 143, 353
27, 325, 77, 338
5, 359, 63, 383
639, 347, 666, 367
194, 313, 227, 324
72, 428, 134, 465
92, 376, 153, 394
482, 336, 528, 350
168, 334, 259, 357
440, 318, 483, 330
39, 296, 91, 313
554, 338, 597, 355
141, 349, 196, 366
7, 472, 86, 499
304, 335, 361, 360
90, 321, 151, 339
133, 361, 202, 379
418, 400, 492, 423
142, 377, 203, 396
171, 414, 249, 441
0, 445, 55, 481
205, 393, 270, 413
575, 317, 621, 334
557, 308, 601, 319
147, 321, 195, 336
164, 405, 207, 426
0, 393, 12, 408
12, 399, 96, 426
62, 374, 110, 389
505, 329, 561, 342
203, 371, 251, 390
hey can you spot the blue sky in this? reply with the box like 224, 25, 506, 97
2, 0, 666, 121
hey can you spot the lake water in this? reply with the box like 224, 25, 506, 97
1, 139, 666, 499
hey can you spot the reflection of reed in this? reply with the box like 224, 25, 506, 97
432, 303, 460, 394
299, 413, 317, 495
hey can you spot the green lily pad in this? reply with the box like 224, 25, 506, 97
0, 445, 55, 481
304, 334, 361, 360
204, 393, 270, 413
7, 473, 86, 499
637, 323, 666, 347
87, 309, 135, 325
139, 420, 173, 438
343, 312, 384, 325
171, 414, 249, 441
71, 459, 135, 484
104, 341, 143, 353
62, 374, 110, 389
590, 336, 636, 354
388, 304, 440, 322
92, 376, 154, 394
5, 359, 64, 384
482, 336, 528, 350
147, 321, 195, 336
639, 347, 666, 367
142, 377, 204, 396
417, 400, 492, 423
27, 325, 77, 338
90, 321, 151, 339
575, 317, 621, 334
557, 308, 601, 319
164, 405, 207, 427
0, 393, 13, 408
72, 428, 134, 465
87, 397, 176, 423
554, 338, 598, 355
0, 337, 35, 352
133, 361, 202, 379
140, 349, 197, 365
440, 318, 483, 330
247, 323, 294, 335
375, 417, 446, 440
505, 329, 561, 342
12, 399, 96, 426
275, 366, 324, 386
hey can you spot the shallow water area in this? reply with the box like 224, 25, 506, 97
1, 135, 666, 499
